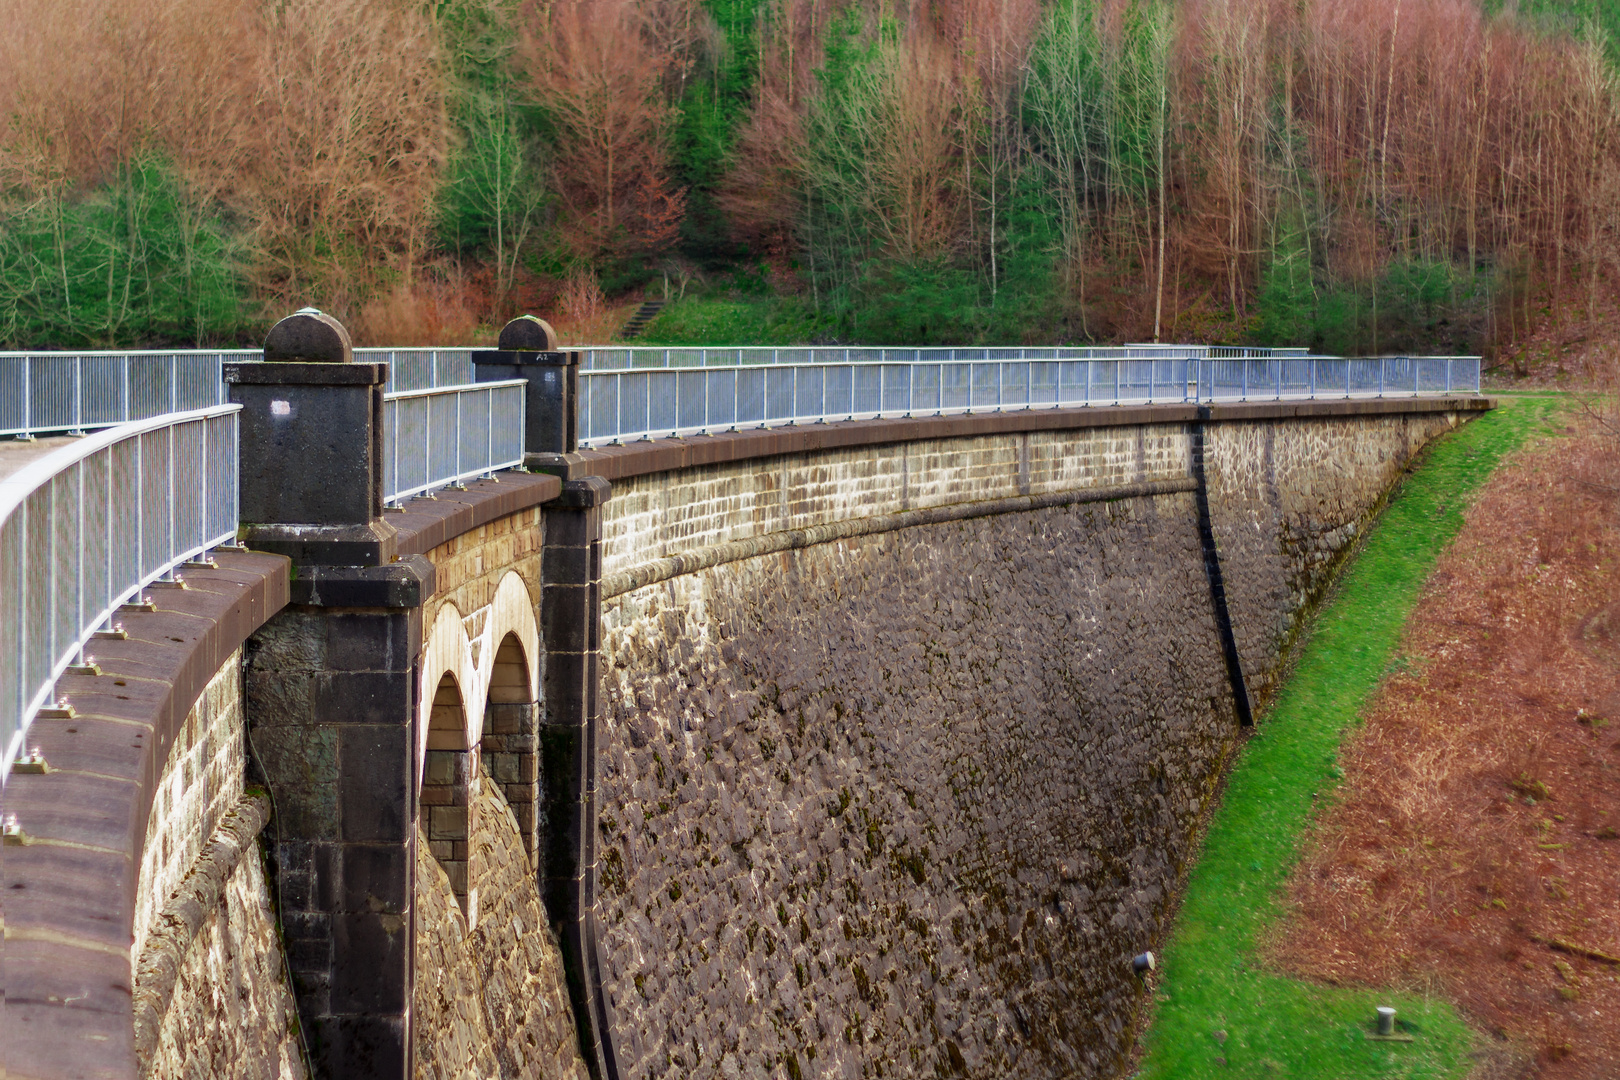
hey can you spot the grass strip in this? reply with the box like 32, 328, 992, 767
637, 296, 832, 346
1135, 394, 1564, 1079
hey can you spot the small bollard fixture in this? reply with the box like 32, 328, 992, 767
12, 746, 51, 774
1132, 951, 1156, 976
1366, 1004, 1414, 1041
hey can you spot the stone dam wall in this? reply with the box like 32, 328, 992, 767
5, 399, 1479, 1080
587, 407, 1462, 1080
413, 777, 590, 1080
130, 652, 306, 1079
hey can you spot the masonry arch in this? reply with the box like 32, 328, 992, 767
419, 601, 481, 783
481, 631, 541, 867
422, 671, 474, 916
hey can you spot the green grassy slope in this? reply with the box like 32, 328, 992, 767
1134, 394, 1564, 1079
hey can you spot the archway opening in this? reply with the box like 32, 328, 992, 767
423, 671, 474, 915
482, 632, 540, 868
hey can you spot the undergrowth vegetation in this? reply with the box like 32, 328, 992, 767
1135, 395, 1565, 1078
0, 0, 1616, 347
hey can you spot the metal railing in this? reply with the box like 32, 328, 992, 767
575, 343, 1313, 371
362, 348, 474, 393
0, 348, 479, 436
0, 405, 241, 781
0, 351, 245, 436
577, 354, 1482, 446
382, 381, 526, 504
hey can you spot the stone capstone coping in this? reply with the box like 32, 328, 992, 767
131, 792, 271, 1072
0, 549, 290, 1080
601, 477, 1200, 600
388, 471, 563, 556
530, 395, 1494, 484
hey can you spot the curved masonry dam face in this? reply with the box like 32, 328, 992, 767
587, 406, 1464, 1078
0, 393, 1483, 1080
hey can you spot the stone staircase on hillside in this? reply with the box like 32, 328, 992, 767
620, 299, 666, 340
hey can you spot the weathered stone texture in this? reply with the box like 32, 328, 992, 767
600, 427, 1192, 580
424, 507, 545, 633
413, 777, 591, 1080
591, 411, 1470, 1080
598, 495, 1227, 1079
132, 650, 305, 1079
1204, 413, 1461, 708
144, 845, 309, 1080
135, 651, 247, 964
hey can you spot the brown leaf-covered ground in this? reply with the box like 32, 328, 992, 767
1270, 402, 1620, 1078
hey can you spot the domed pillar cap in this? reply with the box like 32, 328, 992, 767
264, 307, 354, 363
497, 315, 560, 353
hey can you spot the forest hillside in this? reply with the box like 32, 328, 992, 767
1, 0, 1616, 351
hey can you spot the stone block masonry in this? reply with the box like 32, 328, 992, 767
597, 496, 1224, 1078
412, 776, 591, 1080
127, 652, 306, 1079
135, 793, 307, 1080
1204, 411, 1464, 711
565, 402, 1483, 1080
243, 572, 428, 1080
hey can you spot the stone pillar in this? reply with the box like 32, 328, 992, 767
230, 310, 427, 1079
472, 316, 581, 455
224, 308, 397, 566
539, 475, 618, 1080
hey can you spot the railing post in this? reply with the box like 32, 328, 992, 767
472, 316, 580, 459
228, 309, 425, 1080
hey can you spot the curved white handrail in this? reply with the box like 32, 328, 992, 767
0, 405, 241, 783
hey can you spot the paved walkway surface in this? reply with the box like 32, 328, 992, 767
0, 436, 82, 481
